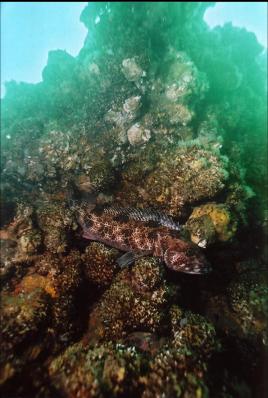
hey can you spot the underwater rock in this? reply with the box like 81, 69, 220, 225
36, 201, 76, 253
0, 203, 43, 261
130, 257, 163, 293
39, 130, 79, 175
86, 258, 175, 341
141, 347, 209, 398
1, 249, 83, 353
105, 109, 127, 128
123, 332, 166, 355
197, 108, 224, 148
104, 95, 142, 145
186, 214, 216, 248
48, 338, 213, 398
0, 239, 18, 284
74, 173, 94, 193
116, 143, 229, 216
0, 289, 50, 385
36, 251, 83, 346
225, 180, 255, 225
104, 110, 129, 144
8, 203, 35, 235
163, 51, 209, 102
14, 273, 57, 299
1, 2, 267, 396
82, 242, 120, 288
39, 130, 115, 193
17, 229, 42, 255
88, 62, 100, 76
49, 342, 144, 398
123, 95, 141, 118
203, 258, 268, 396
227, 271, 268, 345
206, 263, 268, 349
163, 103, 193, 126
170, 306, 220, 358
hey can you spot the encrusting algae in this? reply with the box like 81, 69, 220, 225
186, 202, 238, 247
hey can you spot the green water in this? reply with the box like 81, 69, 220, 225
1, 3, 267, 398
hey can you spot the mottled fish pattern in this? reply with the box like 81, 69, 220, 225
72, 201, 210, 274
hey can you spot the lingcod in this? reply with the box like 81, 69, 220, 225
71, 201, 211, 274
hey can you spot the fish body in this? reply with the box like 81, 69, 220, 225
73, 202, 210, 274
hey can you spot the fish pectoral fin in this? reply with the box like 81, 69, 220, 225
117, 252, 136, 268
117, 251, 145, 268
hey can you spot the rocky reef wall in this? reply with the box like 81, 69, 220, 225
1, 3, 267, 397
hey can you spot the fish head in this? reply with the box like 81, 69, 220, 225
163, 245, 211, 274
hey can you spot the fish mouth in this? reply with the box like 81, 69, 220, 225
177, 255, 212, 274
187, 255, 212, 274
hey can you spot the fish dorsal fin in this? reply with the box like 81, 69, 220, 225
104, 206, 181, 231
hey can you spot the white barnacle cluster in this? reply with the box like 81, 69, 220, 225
127, 123, 151, 146
105, 95, 142, 145
122, 57, 146, 82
